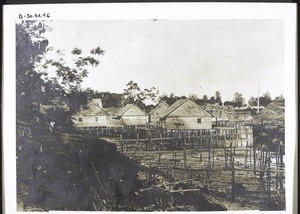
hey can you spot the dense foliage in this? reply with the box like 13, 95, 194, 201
16, 21, 104, 127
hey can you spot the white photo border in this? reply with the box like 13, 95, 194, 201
3, 3, 297, 214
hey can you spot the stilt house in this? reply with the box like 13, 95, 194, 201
72, 99, 122, 128
149, 102, 169, 124
159, 99, 212, 130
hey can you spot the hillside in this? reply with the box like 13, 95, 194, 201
17, 121, 140, 211
17, 114, 227, 211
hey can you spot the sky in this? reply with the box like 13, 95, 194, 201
42, 19, 284, 102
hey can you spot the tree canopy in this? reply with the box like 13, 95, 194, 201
248, 91, 272, 108
232, 92, 245, 107
123, 81, 159, 108
16, 21, 104, 127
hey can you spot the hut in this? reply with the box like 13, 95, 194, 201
149, 102, 169, 124
117, 104, 148, 126
72, 99, 122, 128
159, 99, 212, 130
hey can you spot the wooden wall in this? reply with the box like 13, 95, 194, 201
122, 115, 149, 126
161, 116, 212, 130
72, 115, 110, 127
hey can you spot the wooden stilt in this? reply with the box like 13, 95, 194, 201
231, 157, 235, 202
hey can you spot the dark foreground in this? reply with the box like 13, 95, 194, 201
17, 123, 227, 211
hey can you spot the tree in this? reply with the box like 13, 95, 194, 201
16, 20, 104, 127
248, 96, 257, 107
94, 91, 123, 108
123, 81, 142, 106
232, 92, 245, 107
16, 21, 50, 113
158, 93, 186, 106
188, 93, 198, 101
202, 95, 208, 101
41, 46, 104, 93
215, 91, 222, 105
143, 87, 160, 104
248, 92, 272, 108
260, 91, 272, 107
123, 81, 159, 108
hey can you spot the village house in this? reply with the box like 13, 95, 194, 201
40, 97, 70, 114
105, 104, 149, 126
203, 103, 236, 127
148, 102, 169, 124
72, 99, 148, 128
159, 99, 212, 130
234, 109, 253, 122
72, 99, 123, 128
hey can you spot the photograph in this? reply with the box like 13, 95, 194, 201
3, 3, 297, 213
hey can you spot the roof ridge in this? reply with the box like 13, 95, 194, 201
160, 98, 188, 118
149, 101, 170, 114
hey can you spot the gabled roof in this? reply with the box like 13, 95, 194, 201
160, 99, 211, 118
105, 104, 147, 116
160, 99, 186, 118
104, 107, 122, 116
119, 104, 134, 115
120, 104, 147, 116
149, 102, 170, 115
73, 100, 109, 117
91, 98, 103, 108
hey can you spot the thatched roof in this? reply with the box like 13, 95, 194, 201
254, 97, 285, 126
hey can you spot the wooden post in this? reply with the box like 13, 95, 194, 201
183, 148, 187, 168
267, 154, 271, 204
206, 169, 209, 186
253, 146, 256, 175
160, 134, 163, 150
208, 141, 211, 169
231, 157, 235, 202
230, 142, 233, 165
212, 137, 215, 168
280, 145, 283, 166
120, 134, 124, 153
244, 146, 248, 167
276, 172, 279, 191
189, 167, 193, 184
264, 150, 268, 167
224, 147, 227, 168
146, 130, 149, 151
158, 147, 161, 165
173, 168, 176, 181
260, 150, 264, 179
249, 146, 252, 167
275, 151, 279, 170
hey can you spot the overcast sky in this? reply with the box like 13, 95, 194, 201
42, 19, 284, 102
